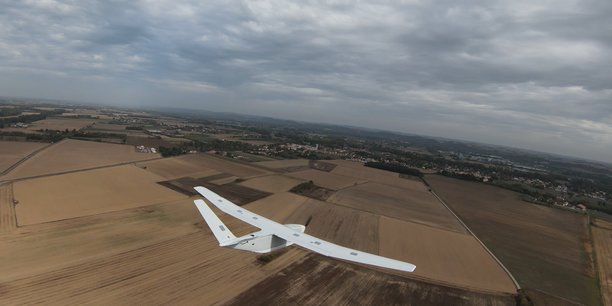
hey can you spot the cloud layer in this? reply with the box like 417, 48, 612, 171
1, 0, 611, 162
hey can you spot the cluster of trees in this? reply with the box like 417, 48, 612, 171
0, 108, 65, 128
365, 162, 423, 178
158, 146, 187, 157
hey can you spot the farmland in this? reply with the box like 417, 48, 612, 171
136, 155, 221, 180
592, 219, 612, 306
328, 182, 466, 233
0, 141, 48, 174
238, 174, 305, 193
13, 165, 187, 225
426, 174, 601, 305
288, 169, 367, 190
0, 200, 307, 305
25, 118, 96, 131
0, 148, 526, 304
227, 254, 517, 306
4, 139, 159, 179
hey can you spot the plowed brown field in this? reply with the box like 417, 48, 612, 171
227, 254, 517, 306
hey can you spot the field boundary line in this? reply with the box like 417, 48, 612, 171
427, 186, 521, 290
0, 142, 55, 177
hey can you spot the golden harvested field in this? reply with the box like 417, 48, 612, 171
328, 182, 466, 233
209, 175, 239, 185
26, 118, 95, 131
244, 192, 309, 222
288, 169, 367, 190
238, 174, 305, 193
0, 141, 47, 173
90, 123, 128, 130
279, 196, 516, 292
426, 175, 600, 305
172, 153, 271, 178
332, 164, 430, 191
13, 165, 186, 225
5, 139, 159, 179
0, 200, 307, 305
0, 184, 17, 233
592, 219, 612, 306
379, 216, 516, 292
285, 197, 381, 254
137, 155, 221, 180
253, 159, 310, 169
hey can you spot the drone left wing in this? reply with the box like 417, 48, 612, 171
194, 186, 416, 273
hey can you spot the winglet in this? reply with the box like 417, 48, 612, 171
194, 199, 237, 245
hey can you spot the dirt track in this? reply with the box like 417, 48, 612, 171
0, 141, 48, 174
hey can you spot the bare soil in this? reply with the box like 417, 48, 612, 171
158, 176, 271, 205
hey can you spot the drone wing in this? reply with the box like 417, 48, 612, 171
194, 186, 416, 273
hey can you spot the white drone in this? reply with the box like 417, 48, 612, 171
194, 186, 416, 273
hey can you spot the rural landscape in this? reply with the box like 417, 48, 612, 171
0, 100, 610, 305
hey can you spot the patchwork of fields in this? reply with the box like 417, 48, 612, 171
1, 138, 603, 304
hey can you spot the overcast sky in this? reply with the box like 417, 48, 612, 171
1, 1, 611, 162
